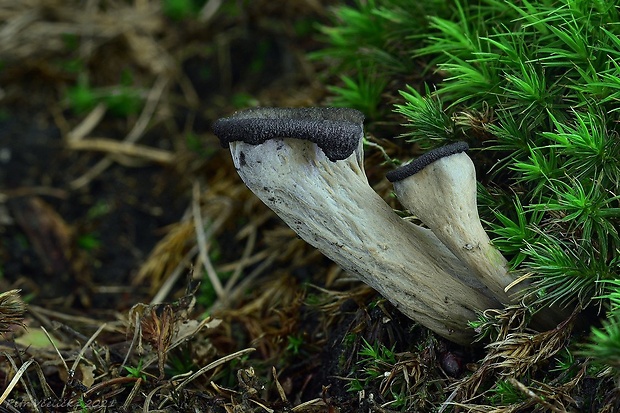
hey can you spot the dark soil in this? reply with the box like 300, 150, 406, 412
1, 110, 188, 310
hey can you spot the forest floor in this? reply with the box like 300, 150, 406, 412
0, 1, 616, 413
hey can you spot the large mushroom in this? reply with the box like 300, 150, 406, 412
213, 107, 499, 344
386, 142, 521, 304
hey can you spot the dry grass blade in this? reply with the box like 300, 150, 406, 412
508, 378, 569, 413
150, 246, 199, 304
0, 187, 68, 203
291, 398, 325, 411
272, 367, 288, 403
0, 0, 162, 60
70, 74, 170, 189
40, 326, 69, 373
27, 305, 119, 332
67, 138, 174, 164
484, 315, 574, 377
449, 308, 578, 405
136, 181, 234, 300
61, 322, 107, 398
0, 354, 59, 412
213, 251, 279, 313
177, 347, 256, 391
119, 307, 143, 376
193, 181, 224, 300
65, 103, 107, 142
223, 219, 258, 295
142, 382, 168, 413
0, 358, 34, 407
248, 398, 275, 412
83, 376, 140, 399
444, 404, 497, 412
135, 221, 196, 295
123, 377, 144, 411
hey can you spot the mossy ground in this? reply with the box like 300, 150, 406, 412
0, 1, 618, 412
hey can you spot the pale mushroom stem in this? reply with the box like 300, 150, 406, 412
386, 143, 568, 329
230, 138, 499, 344
386, 143, 520, 304
214, 108, 502, 344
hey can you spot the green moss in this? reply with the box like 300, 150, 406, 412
162, 0, 203, 21
316, 0, 620, 383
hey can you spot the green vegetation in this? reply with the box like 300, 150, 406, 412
66, 72, 144, 117
488, 380, 526, 406
4, 0, 618, 410
285, 334, 305, 356
343, 336, 443, 411
316, 0, 620, 407
161, 0, 204, 20
124, 358, 148, 381
326, 67, 387, 120
346, 338, 396, 392
76, 232, 101, 251
311, 0, 448, 121
580, 313, 620, 369
167, 345, 199, 376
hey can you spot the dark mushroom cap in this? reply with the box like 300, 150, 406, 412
212, 107, 365, 162
386, 142, 469, 182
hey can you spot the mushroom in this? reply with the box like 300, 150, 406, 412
213, 107, 500, 345
214, 107, 364, 162
386, 142, 521, 304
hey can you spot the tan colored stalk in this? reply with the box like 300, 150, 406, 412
386, 143, 522, 304
214, 108, 500, 344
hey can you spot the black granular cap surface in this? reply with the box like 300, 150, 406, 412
386, 142, 469, 182
212, 107, 364, 162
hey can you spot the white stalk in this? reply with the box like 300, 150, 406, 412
227, 135, 499, 345
387, 143, 522, 304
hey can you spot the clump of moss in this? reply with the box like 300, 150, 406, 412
316, 0, 620, 409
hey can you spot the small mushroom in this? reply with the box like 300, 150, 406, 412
213, 108, 500, 345
386, 142, 521, 304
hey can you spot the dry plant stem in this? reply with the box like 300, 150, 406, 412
150, 245, 199, 304
67, 138, 174, 164
63, 323, 107, 398
0, 359, 34, 407
509, 378, 567, 413
27, 305, 118, 331
41, 326, 70, 374
176, 347, 256, 391
192, 181, 225, 300
0, 187, 68, 203
291, 399, 325, 411
229, 138, 498, 344
388, 144, 519, 304
213, 250, 279, 312
70, 74, 169, 189
223, 222, 257, 295
120, 310, 142, 377
66, 103, 107, 142
123, 378, 143, 411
